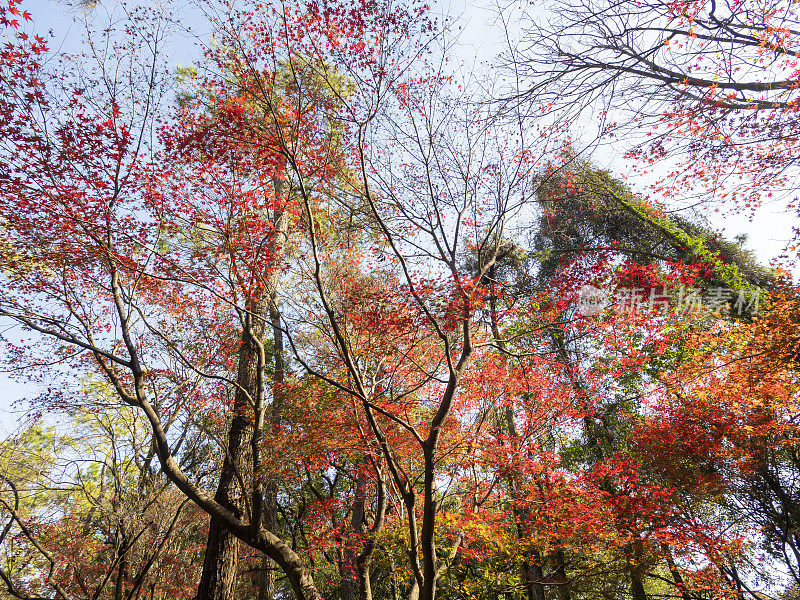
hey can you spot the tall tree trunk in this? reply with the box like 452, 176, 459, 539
631, 570, 648, 600
197, 319, 263, 600
341, 464, 366, 600
628, 537, 649, 600
358, 565, 372, 600
488, 262, 546, 600
197, 184, 288, 600
355, 463, 386, 600
523, 555, 546, 600
553, 549, 571, 600
341, 456, 386, 600
407, 580, 419, 600
258, 551, 275, 600
259, 303, 286, 600
114, 552, 127, 600
662, 544, 692, 600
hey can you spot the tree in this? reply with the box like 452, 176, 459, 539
638, 288, 800, 598
0, 0, 351, 597
506, 0, 800, 211
0, 404, 204, 600
481, 161, 779, 600
0, 1, 555, 599
4, 2, 797, 600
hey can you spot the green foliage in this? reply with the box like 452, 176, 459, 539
535, 160, 777, 310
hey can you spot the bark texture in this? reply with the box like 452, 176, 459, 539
197, 188, 288, 600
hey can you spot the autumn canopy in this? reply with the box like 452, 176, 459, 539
0, 1, 799, 600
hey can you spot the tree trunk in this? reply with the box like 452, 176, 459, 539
407, 580, 419, 600
197, 185, 288, 600
523, 555, 546, 600
197, 342, 261, 600
489, 265, 546, 600
258, 551, 275, 600
662, 544, 692, 600
553, 549, 570, 600
259, 303, 286, 600
359, 565, 372, 600
631, 571, 648, 600
114, 553, 127, 600
628, 538, 649, 600
341, 463, 366, 600
356, 465, 385, 600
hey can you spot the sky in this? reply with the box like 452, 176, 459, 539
0, 0, 795, 437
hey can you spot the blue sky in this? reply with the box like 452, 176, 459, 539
0, 0, 793, 436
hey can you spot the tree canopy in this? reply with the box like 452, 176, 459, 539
0, 1, 798, 600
